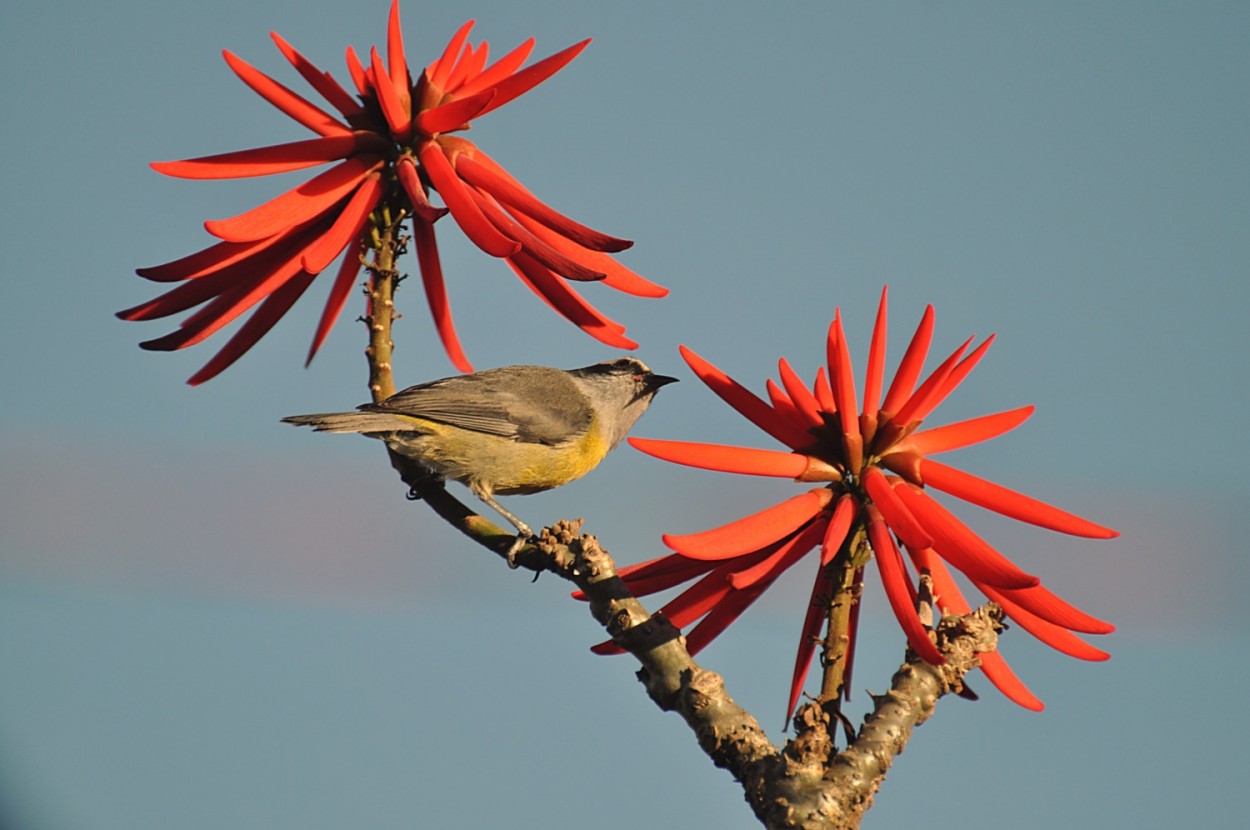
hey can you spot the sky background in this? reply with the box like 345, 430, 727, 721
2, 1, 1248, 827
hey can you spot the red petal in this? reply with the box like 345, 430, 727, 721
385, 0, 411, 113
978, 651, 1044, 711
863, 286, 889, 421
411, 218, 474, 373
766, 380, 801, 426
914, 547, 972, 615
916, 335, 996, 422
863, 467, 933, 551
920, 459, 1119, 539
991, 583, 1114, 635
618, 554, 723, 596
576, 551, 722, 605
898, 406, 1034, 456
786, 562, 838, 721
984, 587, 1110, 661
369, 47, 411, 138
472, 191, 605, 281
659, 567, 736, 630
205, 156, 381, 243
395, 156, 449, 223
419, 142, 520, 257
508, 210, 664, 297
506, 254, 637, 349
914, 548, 1047, 709
813, 367, 837, 414
222, 50, 350, 137
627, 570, 729, 601
881, 304, 935, 415
136, 237, 276, 283
428, 20, 475, 90
778, 358, 825, 430
617, 552, 711, 581
122, 224, 321, 320
866, 509, 945, 665
894, 483, 1040, 589
827, 312, 860, 439
138, 279, 274, 352
415, 88, 497, 136
454, 38, 534, 97
827, 312, 863, 473
119, 267, 242, 322
728, 518, 824, 590
585, 550, 730, 655
683, 579, 770, 656
663, 489, 833, 561
300, 172, 382, 274
305, 239, 364, 366
475, 39, 591, 118
680, 345, 815, 451
627, 438, 811, 479
445, 41, 489, 93
152, 134, 385, 180
270, 32, 363, 121
589, 640, 626, 656
139, 226, 320, 350
345, 47, 369, 98
889, 336, 972, 428
454, 153, 631, 252
187, 270, 317, 385
819, 494, 858, 565
916, 546, 1046, 708
841, 567, 864, 701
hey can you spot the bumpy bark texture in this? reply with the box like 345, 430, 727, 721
399, 481, 1003, 830
367, 231, 1002, 830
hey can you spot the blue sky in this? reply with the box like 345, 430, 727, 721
1, 1, 1248, 827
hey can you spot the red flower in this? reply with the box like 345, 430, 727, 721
120, 0, 665, 385
602, 287, 1116, 718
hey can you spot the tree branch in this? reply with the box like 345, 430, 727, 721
362, 210, 406, 404
357, 212, 1004, 830
804, 605, 1004, 828
398, 471, 1006, 830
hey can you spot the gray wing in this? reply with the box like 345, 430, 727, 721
364, 366, 593, 446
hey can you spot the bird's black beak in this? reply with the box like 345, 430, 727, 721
631, 372, 677, 403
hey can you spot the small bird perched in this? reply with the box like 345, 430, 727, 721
283, 357, 677, 562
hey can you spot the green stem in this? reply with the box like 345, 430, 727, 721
818, 528, 869, 720
818, 550, 858, 709
359, 208, 521, 561
363, 212, 405, 403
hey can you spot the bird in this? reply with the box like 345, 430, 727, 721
283, 357, 677, 562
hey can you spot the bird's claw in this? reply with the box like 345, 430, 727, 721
505, 533, 532, 568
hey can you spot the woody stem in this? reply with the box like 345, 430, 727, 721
818, 539, 862, 714
363, 211, 406, 404
358, 208, 521, 558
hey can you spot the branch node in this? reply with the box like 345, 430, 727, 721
685, 667, 724, 712
785, 703, 835, 771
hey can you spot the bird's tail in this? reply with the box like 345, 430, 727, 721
281, 411, 418, 434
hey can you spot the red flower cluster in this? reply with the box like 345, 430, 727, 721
603, 288, 1116, 718
120, 0, 665, 385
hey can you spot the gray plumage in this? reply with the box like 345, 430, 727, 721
283, 358, 677, 561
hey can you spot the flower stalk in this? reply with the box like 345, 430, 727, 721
817, 546, 861, 712
363, 209, 404, 403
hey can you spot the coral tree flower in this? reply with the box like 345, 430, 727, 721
120, 0, 665, 385
605, 287, 1117, 718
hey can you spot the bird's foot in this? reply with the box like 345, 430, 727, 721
505, 530, 533, 568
